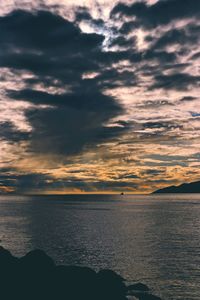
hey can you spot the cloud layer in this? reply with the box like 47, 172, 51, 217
0, 0, 200, 193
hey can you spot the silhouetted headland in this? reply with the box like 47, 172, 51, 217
0, 246, 162, 300
153, 180, 200, 193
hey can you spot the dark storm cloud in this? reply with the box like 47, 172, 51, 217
162, 63, 190, 71
0, 168, 86, 193
143, 121, 182, 130
179, 96, 197, 102
111, 0, 200, 29
0, 10, 103, 53
0, 169, 139, 193
146, 154, 188, 162
0, 1, 199, 194
191, 51, 200, 60
115, 174, 140, 180
151, 25, 200, 51
75, 7, 104, 27
142, 169, 165, 176
109, 36, 136, 49
7, 89, 123, 155
0, 122, 30, 142
144, 161, 187, 167
0, 170, 51, 193
143, 50, 176, 64
0, 170, 88, 193
81, 180, 140, 191
0, 10, 103, 82
126, 49, 177, 65
119, 21, 139, 35
0, 9, 127, 155
26, 103, 123, 155
150, 73, 200, 90
7, 89, 119, 111
93, 68, 137, 89
110, 0, 200, 96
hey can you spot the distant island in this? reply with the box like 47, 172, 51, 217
153, 180, 200, 194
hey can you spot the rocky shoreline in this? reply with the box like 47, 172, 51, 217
0, 246, 162, 300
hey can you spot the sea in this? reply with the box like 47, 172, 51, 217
0, 194, 200, 299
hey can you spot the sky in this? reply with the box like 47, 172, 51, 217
0, 0, 200, 194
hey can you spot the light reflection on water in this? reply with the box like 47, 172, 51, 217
0, 194, 200, 299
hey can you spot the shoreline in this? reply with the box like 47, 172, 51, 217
0, 246, 162, 300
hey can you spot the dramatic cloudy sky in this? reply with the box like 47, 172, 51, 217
0, 0, 200, 194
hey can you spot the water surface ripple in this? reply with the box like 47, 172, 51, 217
0, 194, 200, 299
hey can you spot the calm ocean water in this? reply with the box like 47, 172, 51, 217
0, 194, 200, 299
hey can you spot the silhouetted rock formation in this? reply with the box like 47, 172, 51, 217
0, 246, 162, 300
127, 283, 150, 292
153, 180, 200, 193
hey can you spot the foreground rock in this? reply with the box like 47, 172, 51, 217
0, 246, 162, 300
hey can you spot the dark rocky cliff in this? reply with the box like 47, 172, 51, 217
0, 246, 161, 300
153, 181, 200, 193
